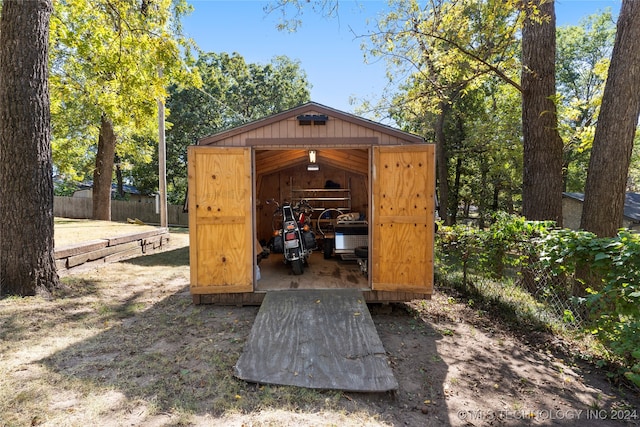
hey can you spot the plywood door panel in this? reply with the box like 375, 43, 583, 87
188, 146, 254, 294
371, 145, 435, 293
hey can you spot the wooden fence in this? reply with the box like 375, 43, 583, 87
54, 196, 189, 226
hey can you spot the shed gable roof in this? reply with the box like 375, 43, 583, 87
198, 101, 425, 146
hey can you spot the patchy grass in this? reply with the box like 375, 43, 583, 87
0, 230, 377, 426
54, 217, 161, 247
1, 224, 637, 426
432, 270, 611, 369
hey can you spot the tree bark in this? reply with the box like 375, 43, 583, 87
435, 102, 451, 225
92, 116, 116, 220
0, 0, 60, 296
451, 157, 462, 225
581, 0, 640, 237
478, 159, 489, 229
521, 0, 564, 226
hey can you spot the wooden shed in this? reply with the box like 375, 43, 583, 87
187, 102, 435, 305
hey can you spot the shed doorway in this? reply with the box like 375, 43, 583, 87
254, 147, 371, 292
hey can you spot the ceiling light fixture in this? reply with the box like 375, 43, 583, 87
307, 150, 318, 171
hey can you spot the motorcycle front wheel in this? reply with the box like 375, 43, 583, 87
291, 259, 304, 275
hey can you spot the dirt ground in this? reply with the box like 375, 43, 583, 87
1, 229, 639, 426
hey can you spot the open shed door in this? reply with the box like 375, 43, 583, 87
188, 146, 254, 295
372, 145, 435, 293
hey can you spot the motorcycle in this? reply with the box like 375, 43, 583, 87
268, 199, 317, 275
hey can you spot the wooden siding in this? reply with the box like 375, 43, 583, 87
206, 114, 410, 146
200, 104, 424, 148
371, 145, 435, 294
188, 146, 254, 294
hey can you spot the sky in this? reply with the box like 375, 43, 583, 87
182, 0, 622, 115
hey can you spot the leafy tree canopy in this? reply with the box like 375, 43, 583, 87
366, 0, 522, 119
49, 0, 199, 186
130, 52, 312, 204
556, 11, 616, 192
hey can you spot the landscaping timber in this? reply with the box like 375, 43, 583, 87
54, 228, 170, 275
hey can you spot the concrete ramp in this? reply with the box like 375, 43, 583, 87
234, 289, 398, 392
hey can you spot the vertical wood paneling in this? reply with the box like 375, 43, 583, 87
188, 146, 253, 294
371, 145, 435, 293
256, 172, 282, 241
209, 116, 419, 148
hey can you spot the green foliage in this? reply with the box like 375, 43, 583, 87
131, 52, 311, 203
362, 1, 526, 223
556, 11, 616, 192
439, 213, 551, 279
627, 134, 640, 192
53, 180, 79, 197
437, 222, 480, 280
459, 80, 523, 218
371, 0, 522, 117
539, 229, 640, 386
49, 0, 198, 186
437, 215, 640, 387
481, 213, 552, 276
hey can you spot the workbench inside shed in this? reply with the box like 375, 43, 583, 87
254, 150, 369, 249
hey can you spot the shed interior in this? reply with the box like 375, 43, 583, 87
254, 147, 371, 291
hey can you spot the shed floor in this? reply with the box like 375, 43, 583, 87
234, 289, 398, 392
256, 250, 369, 291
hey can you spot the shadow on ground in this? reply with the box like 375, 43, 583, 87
37, 283, 451, 425
121, 245, 189, 267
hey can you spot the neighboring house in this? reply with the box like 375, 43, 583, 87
73, 183, 155, 203
562, 192, 640, 231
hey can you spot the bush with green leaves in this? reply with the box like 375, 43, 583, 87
481, 212, 553, 278
538, 228, 640, 386
436, 215, 640, 387
438, 213, 552, 279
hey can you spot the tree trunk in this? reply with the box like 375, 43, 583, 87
581, 0, 640, 237
478, 159, 489, 229
521, 0, 564, 226
435, 102, 451, 225
0, 0, 60, 296
506, 186, 514, 214
451, 157, 462, 225
92, 116, 116, 220
492, 183, 500, 211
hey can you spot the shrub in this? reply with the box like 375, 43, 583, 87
436, 215, 640, 387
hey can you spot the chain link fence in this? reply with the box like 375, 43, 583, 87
438, 222, 640, 388
438, 238, 588, 330
516, 261, 587, 329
